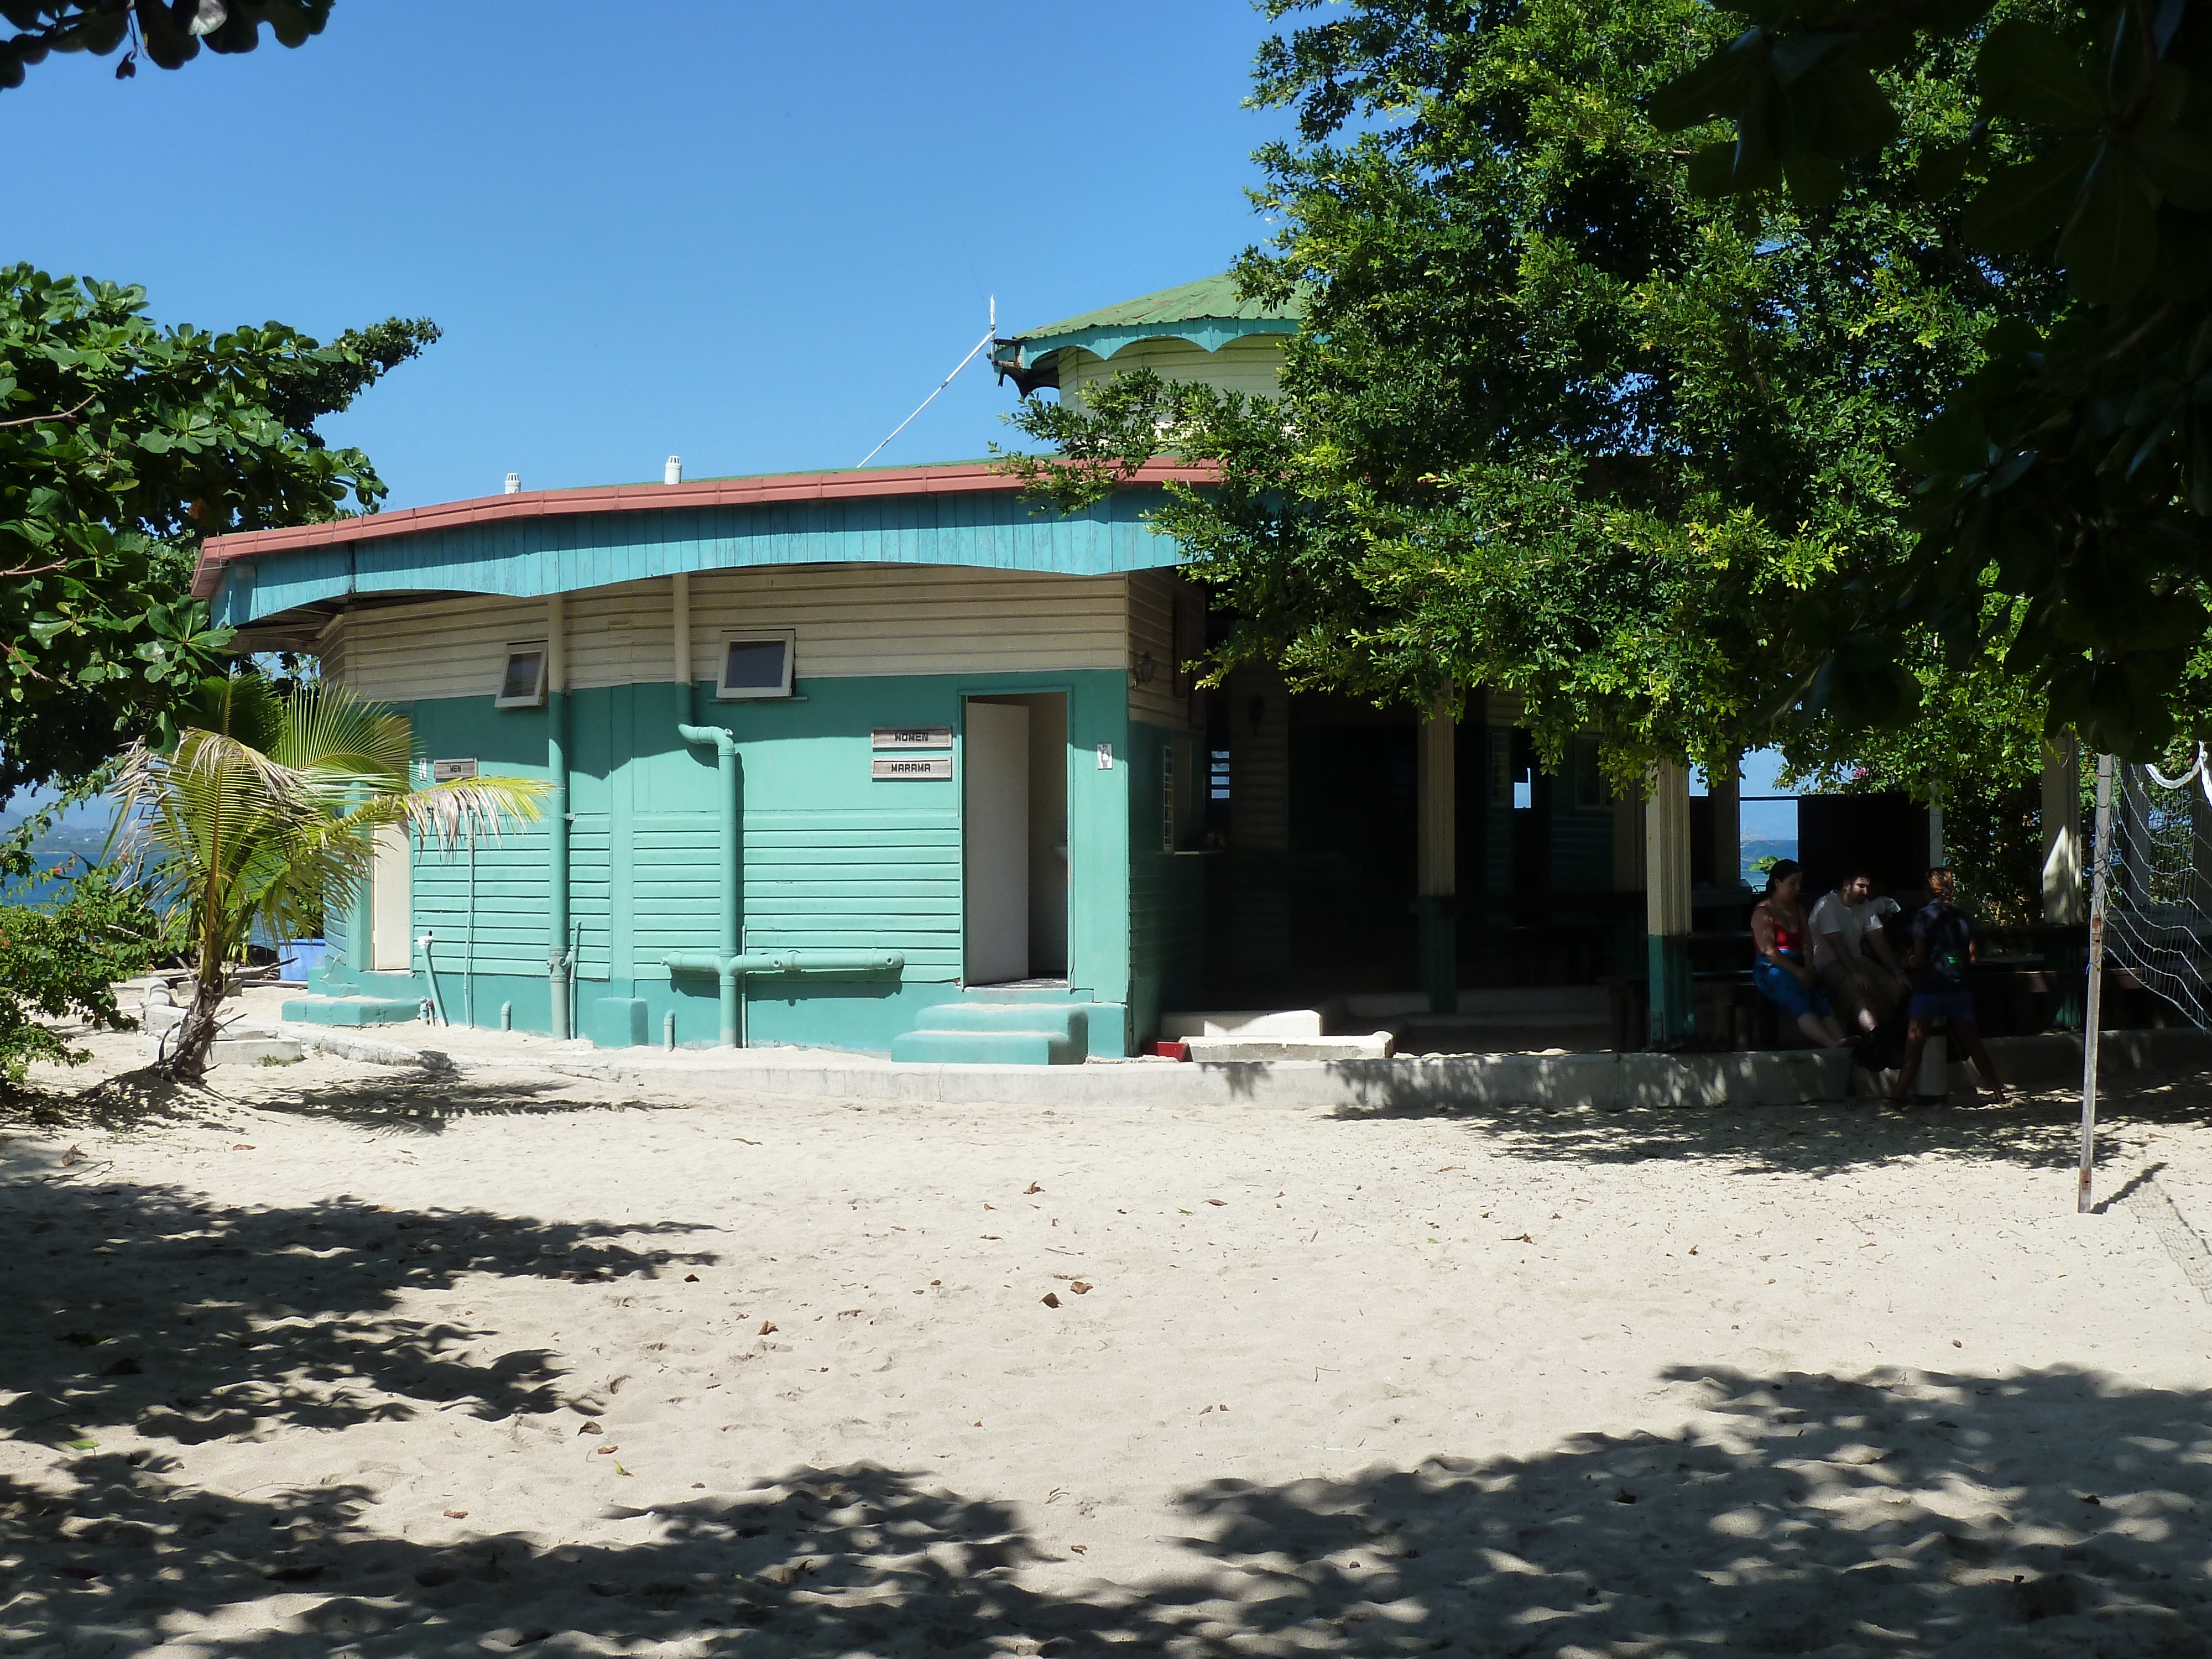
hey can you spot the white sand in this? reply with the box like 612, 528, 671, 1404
5, 1025, 2212, 1657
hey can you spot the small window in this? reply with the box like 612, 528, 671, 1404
1572, 737, 1610, 811
716, 631, 796, 700
495, 644, 547, 709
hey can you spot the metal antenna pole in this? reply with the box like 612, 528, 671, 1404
2078, 752, 2115, 1213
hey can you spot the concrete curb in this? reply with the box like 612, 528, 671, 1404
278, 1023, 2212, 1111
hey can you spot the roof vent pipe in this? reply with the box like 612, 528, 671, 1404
504, 472, 520, 495
665, 455, 682, 486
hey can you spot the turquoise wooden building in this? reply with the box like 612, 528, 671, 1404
192, 275, 1310, 1063
197, 455, 1228, 1062
200, 274, 1735, 1059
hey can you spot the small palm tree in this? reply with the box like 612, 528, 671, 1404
113, 675, 546, 1080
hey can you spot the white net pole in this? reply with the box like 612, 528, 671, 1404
2078, 754, 2114, 1214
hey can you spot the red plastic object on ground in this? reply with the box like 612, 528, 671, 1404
1150, 1041, 1190, 1061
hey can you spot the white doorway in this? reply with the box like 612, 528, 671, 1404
371, 826, 412, 972
963, 693, 1070, 985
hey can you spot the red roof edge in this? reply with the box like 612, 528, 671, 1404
191, 458, 1217, 601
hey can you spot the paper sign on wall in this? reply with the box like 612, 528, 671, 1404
432, 758, 478, 782
873, 755, 953, 780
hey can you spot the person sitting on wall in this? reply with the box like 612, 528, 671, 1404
1751, 860, 1848, 1048
1809, 869, 1912, 1035
1891, 866, 2009, 1107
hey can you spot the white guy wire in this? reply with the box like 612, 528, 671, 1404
856, 298, 998, 470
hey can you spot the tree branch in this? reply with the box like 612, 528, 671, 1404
0, 394, 96, 431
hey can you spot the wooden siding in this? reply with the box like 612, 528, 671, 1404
415, 809, 963, 982
1126, 568, 1201, 729
243, 483, 1186, 623
413, 826, 554, 979
338, 594, 547, 705
1225, 661, 1290, 852
740, 810, 961, 971
1058, 335, 1285, 404
330, 568, 1136, 701
684, 566, 1128, 683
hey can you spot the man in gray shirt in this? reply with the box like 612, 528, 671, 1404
1809, 870, 1911, 1034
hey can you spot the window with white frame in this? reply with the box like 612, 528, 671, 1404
716, 631, 797, 700
494, 643, 547, 708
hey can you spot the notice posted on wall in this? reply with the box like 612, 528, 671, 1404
872, 755, 953, 780
870, 727, 953, 751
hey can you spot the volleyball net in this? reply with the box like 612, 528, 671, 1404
2100, 748, 2212, 1031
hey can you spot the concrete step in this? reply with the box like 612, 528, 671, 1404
914, 1002, 1087, 1038
890, 1000, 1097, 1066
280, 995, 424, 1027
142, 1034, 304, 1065
889, 1028, 1079, 1066
306, 966, 418, 997
1183, 1032, 1395, 1062
1161, 1008, 1324, 1040
956, 982, 1098, 1004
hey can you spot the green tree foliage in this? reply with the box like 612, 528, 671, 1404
114, 676, 544, 1081
0, 774, 176, 1081
1001, 0, 2031, 782
1655, 0, 2212, 757
0, 1, 328, 88
0, 264, 437, 800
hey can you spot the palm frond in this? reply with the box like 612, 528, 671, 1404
391, 775, 550, 851
274, 682, 412, 783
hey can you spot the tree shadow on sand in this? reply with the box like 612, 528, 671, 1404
1330, 1073, 2207, 1180
1, 1171, 717, 1456
2, 1062, 678, 1137
8, 1364, 2210, 1656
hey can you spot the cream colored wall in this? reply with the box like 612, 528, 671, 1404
337, 594, 545, 704
326, 567, 1139, 702
1056, 334, 1286, 406
681, 565, 1128, 684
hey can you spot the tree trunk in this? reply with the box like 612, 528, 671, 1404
155, 956, 229, 1082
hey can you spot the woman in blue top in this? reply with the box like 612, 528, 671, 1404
1891, 867, 2008, 1105
1750, 860, 1847, 1048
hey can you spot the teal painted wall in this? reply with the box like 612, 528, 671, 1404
1125, 718, 1206, 1049
389, 670, 1132, 1053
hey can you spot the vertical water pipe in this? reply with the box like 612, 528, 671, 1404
672, 572, 691, 726
676, 722, 740, 1044
547, 592, 572, 1039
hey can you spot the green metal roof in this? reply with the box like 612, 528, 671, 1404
993, 273, 1306, 394
1011, 273, 1305, 344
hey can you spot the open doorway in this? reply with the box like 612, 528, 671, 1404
963, 692, 1068, 985
370, 825, 411, 971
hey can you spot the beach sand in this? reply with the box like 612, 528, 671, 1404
4, 1023, 2211, 1657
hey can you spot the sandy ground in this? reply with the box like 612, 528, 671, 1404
4, 1024, 2212, 1658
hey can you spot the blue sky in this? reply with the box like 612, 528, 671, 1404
11, 0, 1296, 509
8, 5, 1812, 842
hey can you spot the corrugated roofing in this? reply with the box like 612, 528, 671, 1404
1010, 273, 1305, 345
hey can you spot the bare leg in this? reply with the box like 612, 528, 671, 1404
1823, 968, 1878, 1035
1892, 1017, 1932, 1101
1796, 1011, 1846, 1048
1949, 1018, 2008, 1103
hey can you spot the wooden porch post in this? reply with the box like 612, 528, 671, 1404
1416, 691, 1457, 1014
1645, 760, 1694, 1046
